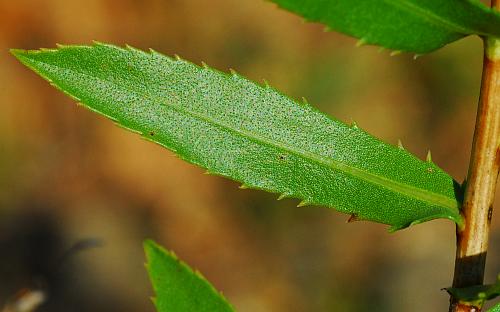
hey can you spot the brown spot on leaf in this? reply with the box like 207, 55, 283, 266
347, 214, 360, 223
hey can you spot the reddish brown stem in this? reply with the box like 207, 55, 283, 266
449, 2, 500, 311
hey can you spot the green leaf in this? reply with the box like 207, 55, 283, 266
488, 303, 500, 312
267, 0, 500, 54
144, 240, 234, 312
11, 43, 463, 231
447, 275, 500, 307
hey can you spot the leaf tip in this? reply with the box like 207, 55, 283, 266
143, 239, 156, 254
10, 48, 24, 56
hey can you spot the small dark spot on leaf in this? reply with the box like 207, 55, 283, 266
488, 205, 493, 224
278, 155, 285, 160
347, 214, 360, 223
427, 167, 434, 173
149, 131, 155, 136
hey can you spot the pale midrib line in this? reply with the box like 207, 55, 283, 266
382, 0, 474, 35
36, 55, 459, 211
162, 98, 458, 210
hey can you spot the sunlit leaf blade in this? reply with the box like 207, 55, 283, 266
488, 303, 500, 312
267, 0, 500, 54
11, 43, 463, 230
144, 240, 234, 312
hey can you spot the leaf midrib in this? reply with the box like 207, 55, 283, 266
31, 54, 459, 212
381, 0, 474, 35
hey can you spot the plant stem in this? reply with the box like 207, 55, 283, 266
449, 1, 500, 311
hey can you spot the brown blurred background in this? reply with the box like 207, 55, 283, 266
1, 0, 500, 311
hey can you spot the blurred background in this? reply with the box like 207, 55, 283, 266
1, 0, 499, 311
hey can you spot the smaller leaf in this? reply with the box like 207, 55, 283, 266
144, 240, 235, 312
447, 275, 500, 306
488, 303, 500, 312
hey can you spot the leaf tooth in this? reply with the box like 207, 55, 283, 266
301, 96, 309, 106
91, 40, 105, 47
262, 79, 270, 88
277, 193, 291, 201
39, 47, 59, 54
174, 54, 182, 61
301, 18, 311, 24
378, 47, 386, 53
356, 38, 367, 47
323, 26, 333, 32
297, 200, 309, 207
426, 150, 433, 162
350, 119, 359, 129
397, 139, 405, 150
239, 184, 249, 189
201, 61, 209, 69
229, 68, 238, 76
125, 44, 148, 56
413, 54, 422, 60
390, 50, 402, 56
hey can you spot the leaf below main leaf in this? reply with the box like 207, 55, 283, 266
11, 43, 462, 230
447, 275, 500, 307
144, 240, 234, 312
267, 0, 500, 54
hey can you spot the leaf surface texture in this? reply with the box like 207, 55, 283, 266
12, 43, 462, 230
